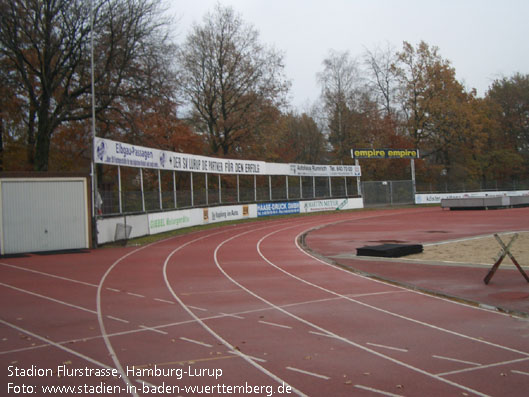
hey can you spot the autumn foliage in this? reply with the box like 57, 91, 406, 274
1, 2, 528, 192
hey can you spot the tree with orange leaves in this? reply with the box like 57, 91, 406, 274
0, 0, 177, 171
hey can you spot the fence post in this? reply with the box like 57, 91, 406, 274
118, 165, 123, 214
269, 175, 272, 201
205, 173, 208, 205
218, 174, 222, 204
355, 159, 362, 196
140, 168, 145, 212
190, 172, 194, 207
158, 169, 162, 210
411, 159, 416, 197
173, 171, 177, 208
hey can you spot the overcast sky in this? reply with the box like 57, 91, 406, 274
168, 0, 529, 109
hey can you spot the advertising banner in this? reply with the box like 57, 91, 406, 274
94, 137, 363, 177
257, 202, 301, 217
415, 190, 529, 204
300, 198, 363, 213
94, 137, 266, 175
289, 163, 361, 177
148, 209, 202, 234
204, 205, 251, 223
351, 148, 419, 159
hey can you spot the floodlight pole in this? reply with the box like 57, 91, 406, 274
355, 159, 362, 196
90, 0, 98, 247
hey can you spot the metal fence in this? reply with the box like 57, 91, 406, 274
361, 180, 415, 207
416, 180, 529, 194
99, 173, 360, 216
362, 179, 529, 207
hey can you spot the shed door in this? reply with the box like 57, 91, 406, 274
1, 179, 89, 254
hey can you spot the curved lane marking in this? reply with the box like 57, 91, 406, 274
212, 221, 492, 396
161, 225, 308, 397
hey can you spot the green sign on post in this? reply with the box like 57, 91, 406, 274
351, 148, 419, 159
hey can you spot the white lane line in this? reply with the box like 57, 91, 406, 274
511, 370, 529, 376
0, 262, 98, 288
293, 230, 529, 358
154, 298, 174, 304
0, 319, 116, 372
127, 292, 145, 298
354, 384, 404, 397
139, 325, 168, 335
258, 320, 292, 329
179, 337, 213, 348
106, 288, 121, 293
286, 366, 330, 380
97, 245, 150, 397
309, 330, 336, 339
0, 282, 96, 314
106, 315, 130, 324
348, 290, 409, 298
432, 354, 481, 366
247, 224, 492, 397
219, 312, 245, 319
367, 342, 408, 353
438, 357, 529, 377
163, 227, 308, 397
228, 350, 267, 363
187, 305, 207, 312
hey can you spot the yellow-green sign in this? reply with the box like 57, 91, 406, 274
351, 148, 419, 159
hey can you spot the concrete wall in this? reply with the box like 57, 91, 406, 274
96, 197, 364, 245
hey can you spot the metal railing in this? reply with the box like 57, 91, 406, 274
99, 175, 360, 216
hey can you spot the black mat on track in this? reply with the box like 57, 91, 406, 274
357, 243, 423, 258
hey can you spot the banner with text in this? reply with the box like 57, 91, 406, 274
94, 137, 266, 175
94, 137, 362, 177
257, 202, 301, 217
288, 163, 361, 177
351, 148, 419, 159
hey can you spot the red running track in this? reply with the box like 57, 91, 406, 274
1, 207, 528, 396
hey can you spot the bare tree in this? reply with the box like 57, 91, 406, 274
317, 50, 364, 160
364, 43, 399, 118
0, 0, 176, 170
178, 4, 289, 156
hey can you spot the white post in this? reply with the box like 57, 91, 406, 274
218, 174, 222, 203
411, 158, 416, 197
237, 174, 240, 203
355, 159, 362, 196
205, 173, 208, 205
140, 168, 145, 212
158, 169, 162, 210
254, 175, 257, 202
118, 165, 122, 214
190, 173, 194, 207
173, 171, 177, 208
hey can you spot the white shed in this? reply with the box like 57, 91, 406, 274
0, 174, 92, 255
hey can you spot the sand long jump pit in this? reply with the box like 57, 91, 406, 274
406, 231, 529, 268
